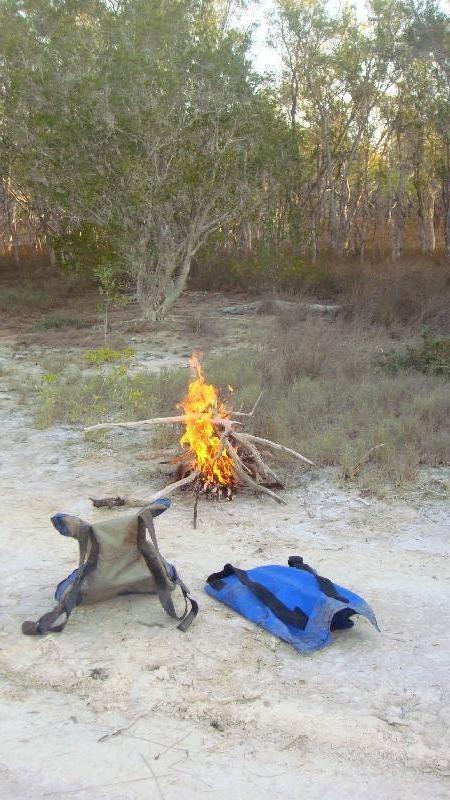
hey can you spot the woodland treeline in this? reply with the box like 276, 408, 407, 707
0, 0, 449, 318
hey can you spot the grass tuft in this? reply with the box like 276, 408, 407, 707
84, 347, 136, 366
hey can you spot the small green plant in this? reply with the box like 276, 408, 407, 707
382, 332, 450, 377
84, 346, 136, 366
36, 365, 187, 427
94, 265, 129, 343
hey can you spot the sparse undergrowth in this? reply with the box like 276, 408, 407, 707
36, 365, 187, 428
382, 332, 450, 377
0, 285, 50, 313
31, 314, 450, 495
31, 316, 95, 331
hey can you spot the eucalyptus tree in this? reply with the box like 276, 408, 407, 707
0, 0, 276, 318
272, 0, 393, 258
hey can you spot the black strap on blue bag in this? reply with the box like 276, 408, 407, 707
206, 556, 354, 633
207, 563, 310, 630
288, 556, 349, 603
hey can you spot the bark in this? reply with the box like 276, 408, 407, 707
391, 154, 409, 263
416, 183, 436, 254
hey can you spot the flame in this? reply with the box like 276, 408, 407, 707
178, 354, 234, 487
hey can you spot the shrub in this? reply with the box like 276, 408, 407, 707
36, 365, 187, 428
382, 333, 450, 377
184, 313, 213, 336
84, 346, 136, 366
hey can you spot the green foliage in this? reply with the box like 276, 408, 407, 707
52, 224, 119, 278
36, 364, 187, 428
191, 251, 340, 295
0, 0, 284, 318
84, 347, 135, 366
382, 332, 450, 376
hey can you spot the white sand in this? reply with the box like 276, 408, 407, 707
1, 345, 449, 800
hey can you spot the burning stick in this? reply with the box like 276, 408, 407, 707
85, 415, 239, 434
231, 431, 284, 488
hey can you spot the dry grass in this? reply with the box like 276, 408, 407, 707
344, 261, 450, 332
204, 316, 450, 493
28, 312, 450, 495
192, 254, 450, 333
3, 258, 447, 496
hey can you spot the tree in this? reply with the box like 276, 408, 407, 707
0, 0, 275, 318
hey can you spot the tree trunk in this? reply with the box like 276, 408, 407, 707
415, 178, 436, 254
391, 158, 408, 263
391, 210, 405, 262
135, 250, 193, 321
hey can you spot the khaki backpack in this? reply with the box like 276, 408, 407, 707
22, 499, 197, 635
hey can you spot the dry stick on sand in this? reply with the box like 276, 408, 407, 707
91, 471, 199, 509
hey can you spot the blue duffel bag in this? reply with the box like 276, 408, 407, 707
205, 556, 379, 653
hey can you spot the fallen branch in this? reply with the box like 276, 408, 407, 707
90, 471, 199, 509
240, 433, 315, 466
85, 415, 239, 435
221, 300, 342, 317
223, 439, 286, 505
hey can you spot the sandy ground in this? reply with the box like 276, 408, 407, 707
1, 317, 449, 800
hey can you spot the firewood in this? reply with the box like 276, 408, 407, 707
90, 471, 199, 509
231, 431, 284, 487
85, 415, 239, 434
223, 438, 286, 505
239, 433, 315, 466
233, 391, 263, 418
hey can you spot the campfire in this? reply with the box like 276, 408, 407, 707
176, 355, 235, 498
88, 354, 314, 513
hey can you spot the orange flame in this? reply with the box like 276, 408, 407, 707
178, 354, 234, 487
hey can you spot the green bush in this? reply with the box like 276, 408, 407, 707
382, 333, 450, 377
84, 346, 136, 365
36, 365, 187, 428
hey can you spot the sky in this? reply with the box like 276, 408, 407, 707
234, 0, 449, 74
235, 0, 373, 74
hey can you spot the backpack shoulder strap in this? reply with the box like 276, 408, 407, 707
22, 523, 99, 636
137, 504, 198, 631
